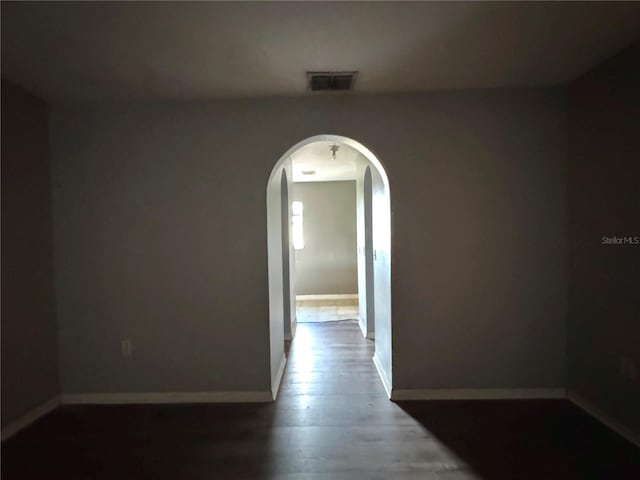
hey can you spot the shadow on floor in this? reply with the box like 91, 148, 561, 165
1, 403, 286, 480
395, 399, 640, 480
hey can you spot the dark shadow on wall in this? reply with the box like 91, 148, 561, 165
1, 80, 59, 429
567, 41, 640, 435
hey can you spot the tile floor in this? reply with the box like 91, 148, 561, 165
296, 297, 359, 323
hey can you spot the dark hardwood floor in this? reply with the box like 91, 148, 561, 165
2, 320, 639, 479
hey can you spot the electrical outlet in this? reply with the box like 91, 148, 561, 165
121, 339, 132, 357
619, 356, 636, 381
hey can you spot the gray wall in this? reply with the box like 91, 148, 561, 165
293, 181, 357, 295
568, 43, 640, 434
49, 88, 567, 395
1, 80, 59, 426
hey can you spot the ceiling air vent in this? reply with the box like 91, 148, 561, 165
308, 72, 358, 92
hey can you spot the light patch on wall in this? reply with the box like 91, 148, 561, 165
292, 201, 304, 249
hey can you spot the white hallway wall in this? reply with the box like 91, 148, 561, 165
50, 89, 567, 395
356, 159, 375, 339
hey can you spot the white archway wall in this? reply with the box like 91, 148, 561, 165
267, 135, 393, 397
267, 158, 293, 398
279, 169, 294, 342
356, 161, 375, 339
370, 165, 392, 395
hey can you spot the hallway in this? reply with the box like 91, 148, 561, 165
3, 321, 639, 479
274, 320, 475, 477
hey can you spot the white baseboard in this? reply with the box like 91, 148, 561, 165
358, 318, 367, 338
356, 318, 374, 339
1, 396, 60, 441
271, 355, 287, 400
284, 317, 297, 341
391, 388, 566, 401
372, 353, 392, 399
285, 319, 297, 341
567, 390, 639, 447
5, 390, 637, 449
296, 294, 358, 301
60, 391, 273, 405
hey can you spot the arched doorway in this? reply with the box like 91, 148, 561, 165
266, 135, 392, 399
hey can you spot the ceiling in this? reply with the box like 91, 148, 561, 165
292, 142, 359, 183
2, 2, 639, 102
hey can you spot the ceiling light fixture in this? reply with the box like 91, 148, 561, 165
330, 144, 340, 160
